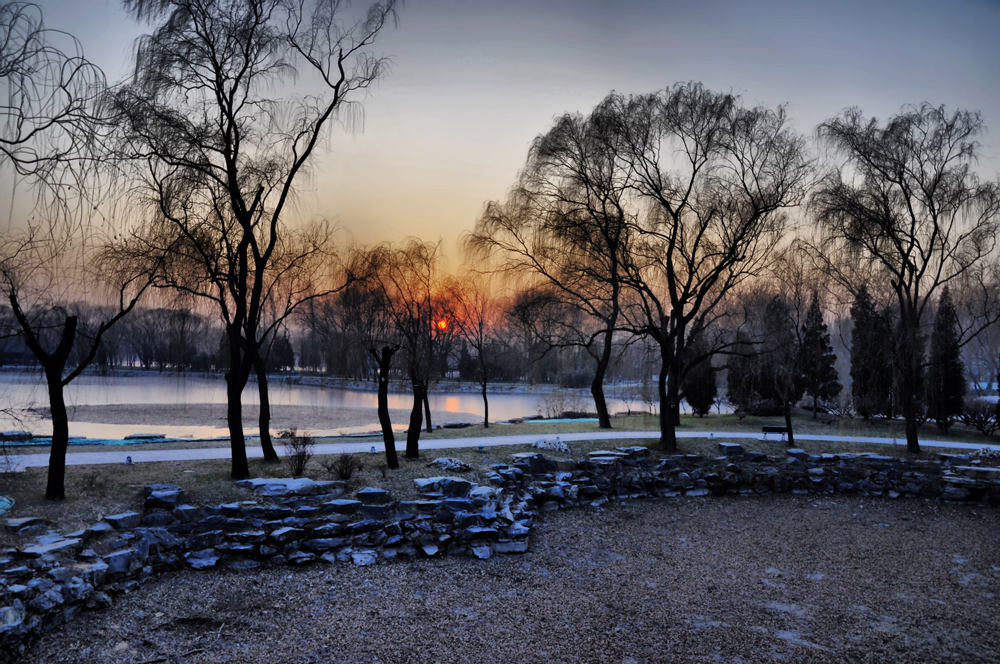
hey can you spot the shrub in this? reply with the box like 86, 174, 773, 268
279, 429, 314, 477
960, 400, 999, 438
322, 453, 364, 480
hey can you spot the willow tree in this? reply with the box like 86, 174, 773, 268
368, 240, 444, 459
471, 110, 632, 429
613, 83, 810, 451
813, 105, 1000, 453
111, 0, 396, 478
0, 2, 152, 499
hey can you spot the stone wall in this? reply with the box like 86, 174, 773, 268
2, 443, 999, 660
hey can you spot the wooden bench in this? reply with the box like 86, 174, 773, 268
761, 425, 789, 441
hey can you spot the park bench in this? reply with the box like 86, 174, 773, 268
761, 425, 789, 442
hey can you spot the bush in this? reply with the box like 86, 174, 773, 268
960, 400, 999, 438
279, 429, 314, 477
322, 453, 364, 480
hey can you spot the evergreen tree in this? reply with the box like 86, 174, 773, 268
850, 286, 895, 419
726, 330, 757, 415
681, 334, 716, 417
926, 286, 965, 431
799, 292, 842, 417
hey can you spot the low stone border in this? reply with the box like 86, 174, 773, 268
2, 443, 998, 660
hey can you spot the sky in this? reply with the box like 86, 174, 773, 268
25, 0, 1000, 263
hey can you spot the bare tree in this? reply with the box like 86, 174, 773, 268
368, 239, 443, 459
110, 0, 396, 478
446, 271, 505, 428
0, 3, 154, 500
813, 104, 1000, 452
611, 83, 811, 451
470, 110, 631, 428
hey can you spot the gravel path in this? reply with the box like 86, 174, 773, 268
21, 495, 1000, 663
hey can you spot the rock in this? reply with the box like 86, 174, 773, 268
85, 591, 112, 610
0, 602, 25, 633
21, 537, 81, 558
145, 486, 184, 510
615, 446, 651, 458
103, 549, 134, 577
28, 588, 63, 613
786, 449, 808, 460
224, 559, 260, 571
942, 484, 971, 501
269, 526, 304, 544
356, 487, 391, 504
351, 550, 378, 566
4, 517, 49, 534
532, 438, 570, 453
63, 578, 93, 603
235, 477, 341, 497
185, 549, 220, 570
324, 499, 362, 514
462, 526, 499, 541
718, 442, 745, 457
421, 543, 439, 557
286, 551, 315, 565
431, 457, 473, 472
495, 539, 529, 554
471, 544, 492, 559
104, 512, 142, 530
140, 512, 175, 527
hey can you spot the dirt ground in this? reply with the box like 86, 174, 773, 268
18, 495, 1000, 664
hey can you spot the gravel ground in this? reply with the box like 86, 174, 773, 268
21, 495, 1000, 664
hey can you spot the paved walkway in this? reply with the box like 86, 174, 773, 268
7, 430, 999, 470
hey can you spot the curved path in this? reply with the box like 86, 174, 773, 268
7, 430, 1000, 471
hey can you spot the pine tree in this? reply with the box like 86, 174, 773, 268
800, 292, 842, 417
850, 286, 895, 419
681, 334, 716, 417
926, 286, 965, 431
726, 331, 756, 416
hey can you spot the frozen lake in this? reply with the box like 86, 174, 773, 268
0, 371, 637, 441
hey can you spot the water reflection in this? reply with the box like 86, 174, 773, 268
0, 372, 637, 440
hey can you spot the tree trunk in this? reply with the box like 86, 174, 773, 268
898, 319, 922, 453
254, 353, 279, 462
406, 378, 425, 459
657, 349, 676, 453
225, 327, 251, 479
370, 346, 399, 469
481, 379, 489, 428
44, 368, 70, 501
784, 401, 795, 446
591, 330, 614, 429
423, 390, 433, 433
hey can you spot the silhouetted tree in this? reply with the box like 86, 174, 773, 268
111, 0, 395, 478
610, 83, 810, 452
814, 104, 1000, 452
927, 287, 966, 431
799, 292, 841, 417
0, 3, 153, 500
471, 109, 630, 428
850, 286, 896, 420
447, 273, 505, 428
681, 333, 716, 417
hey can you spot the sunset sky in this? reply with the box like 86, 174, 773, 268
27, 0, 1000, 262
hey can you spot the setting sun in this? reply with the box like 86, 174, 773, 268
436, 318, 448, 331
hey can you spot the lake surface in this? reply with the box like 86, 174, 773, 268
0, 371, 638, 440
